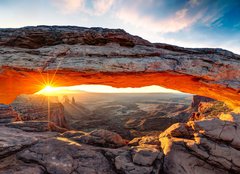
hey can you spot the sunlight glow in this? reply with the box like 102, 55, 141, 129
44, 86, 55, 92
36, 85, 183, 96
37, 85, 58, 95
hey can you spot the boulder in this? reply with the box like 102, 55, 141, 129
89, 129, 127, 147
115, 152, 154, 174
132, 146, 160, 166
160, 136, 229, 174
128, 135, 160, 147
62, 129, 127, 148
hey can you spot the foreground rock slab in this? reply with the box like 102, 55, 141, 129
0, 126, 163, 174
159, 118, 240, 174
6, 121, 68, 133
0, 126, 57, 158
1, 115, 240, 173
18, 138, 116, 174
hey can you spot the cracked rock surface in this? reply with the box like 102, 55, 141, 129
0, 126, 56, 158
1, 114, 240, 174
0, 126, 163, 174
159, 117, 240, 174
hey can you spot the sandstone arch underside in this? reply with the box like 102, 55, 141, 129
0, 26, 239, 109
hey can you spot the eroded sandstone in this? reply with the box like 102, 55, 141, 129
1, 112, 240, 174
0, 26, 239, 109
159, 117, 240, 174
0, 126, 163, 174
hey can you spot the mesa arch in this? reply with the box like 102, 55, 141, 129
0, 26, 239, 109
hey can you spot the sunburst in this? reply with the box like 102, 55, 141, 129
26, 57, 64, 129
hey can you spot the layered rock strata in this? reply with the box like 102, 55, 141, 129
0, 26, 239, 109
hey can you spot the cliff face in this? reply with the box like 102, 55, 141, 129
189, 95, 232, 121
0, 26, 239, 110
191, 95, 215, 110
0, 104, 19, 123
11, 94, 68, 128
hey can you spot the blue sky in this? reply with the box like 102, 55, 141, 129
0, 0, 240, 54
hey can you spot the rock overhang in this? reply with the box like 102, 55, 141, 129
0, 26, 239, 110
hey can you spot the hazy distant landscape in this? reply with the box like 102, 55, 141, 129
65, 92, 192, 138
12, 91, 193, 139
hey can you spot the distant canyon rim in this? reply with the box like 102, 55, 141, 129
0, 26, 239, 111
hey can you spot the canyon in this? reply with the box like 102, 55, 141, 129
0, 26, 240, 174
8, 93, 192, 139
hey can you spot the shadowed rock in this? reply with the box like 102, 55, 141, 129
0, 104, 19, 124
6, 121, 68, 133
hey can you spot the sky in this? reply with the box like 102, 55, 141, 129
1, 0, 239, 93
0, 0, 239, 53
36, 85, 183, 95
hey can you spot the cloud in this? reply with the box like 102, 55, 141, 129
52, 0, 115, 15
200, 9, 224, 27
93, 0, 115, 15
116, 7, 203, 33
52, 0, 85, 14
234, 22, 240, 28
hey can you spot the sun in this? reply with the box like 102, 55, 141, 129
37, 85, 56, 95
43, 85, 55, 92
36, 85, 70, 96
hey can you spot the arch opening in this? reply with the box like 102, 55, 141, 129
12, 84, 195, 138
0, 70, 239, 112
9, 83, 233, 139
36, 84, 185, 96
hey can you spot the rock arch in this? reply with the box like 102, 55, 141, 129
0, 26, 239, 109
